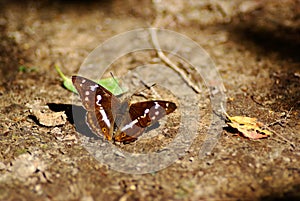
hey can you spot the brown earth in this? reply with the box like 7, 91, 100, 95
0, 0, 299, 200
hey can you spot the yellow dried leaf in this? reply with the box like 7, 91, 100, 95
225, 114, 271, 139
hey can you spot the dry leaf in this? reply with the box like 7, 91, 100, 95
31, 108, 67, 127
225, 114, 271, 139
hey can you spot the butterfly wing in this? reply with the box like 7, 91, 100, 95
114, 100, 177, 142
72, 76, 121, 140
129, 101, 177, 127
72, 76, 177, 143
113, 113, 146, 143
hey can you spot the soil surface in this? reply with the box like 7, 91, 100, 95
0, 0, 299, 201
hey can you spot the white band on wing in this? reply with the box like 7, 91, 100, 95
121, 119, 139, 132
99, 108, 111, 128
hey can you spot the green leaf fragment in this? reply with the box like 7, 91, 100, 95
18, 65, 37, 72
55, 65, 124, 95
55, 65, 77, 93
97, 77, 124, 96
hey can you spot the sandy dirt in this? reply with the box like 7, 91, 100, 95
0, 0, 299, 200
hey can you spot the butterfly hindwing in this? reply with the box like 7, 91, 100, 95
86, 110, 111, 140
113, 112, 146, 143
72, 76, 121, 140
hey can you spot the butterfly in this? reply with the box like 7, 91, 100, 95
72, 76, 177, 143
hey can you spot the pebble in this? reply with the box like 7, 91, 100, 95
129, 184, 137, 191
283, 157, 291, 163
80, 195, 94, 201
0, 162, 6, 170
189, 157, 194, 162
239, 1, 261, 13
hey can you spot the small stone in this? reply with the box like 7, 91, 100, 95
80, 195, 94, 201
239, 1, 261, 13
11, 154, 36, 179
35, 184, 42, 194
241, 86, 248, 92
0, 162, 6, 170
283, 157, 291, 163
114, 150, 125, 158
129, 184, 136, 191
50, 127, 62, 135
198, 171, 204, 177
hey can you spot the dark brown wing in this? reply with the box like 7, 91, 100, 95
113, 112, 145, 143
72, 76, 121, 111
113, 100, 176, 143
72, 76, 121, 140
129, 100, 177, 127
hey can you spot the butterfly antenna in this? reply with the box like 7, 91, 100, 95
140, 80, 156, 90
134, 80, 161, 99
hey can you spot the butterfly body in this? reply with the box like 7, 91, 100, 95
72, 76, 177, 143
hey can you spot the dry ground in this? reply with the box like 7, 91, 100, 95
0, 0, 299, 200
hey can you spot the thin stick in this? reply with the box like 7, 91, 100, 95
268, 107, 293, 127
266, 127, 295, 148
149, 29, 201, 93
267, 107, 295, 148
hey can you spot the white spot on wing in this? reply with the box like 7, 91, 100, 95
99, 108, 110, 128
141, 108, 150, 118
96, 95, 102, 106
85, 97, 89, 101
81, 79, 86, 83
121, 119, 138, 132
155, 111, 159, 116
90, 84, 98, 91
85, 91, 90, 96
154, 102, 160, 109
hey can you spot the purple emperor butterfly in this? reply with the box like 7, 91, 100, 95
72, 76, 177, 143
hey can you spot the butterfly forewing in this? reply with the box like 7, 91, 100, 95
114, 101, 176, 142
129, 101, 177, 127
72, 76, 120, 111
72, 76, 121, 140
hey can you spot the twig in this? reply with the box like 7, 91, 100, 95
149, 29, 201, 93
267, 107, 295, 148
266, 127, 295, 148
268, 107, 293, 127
